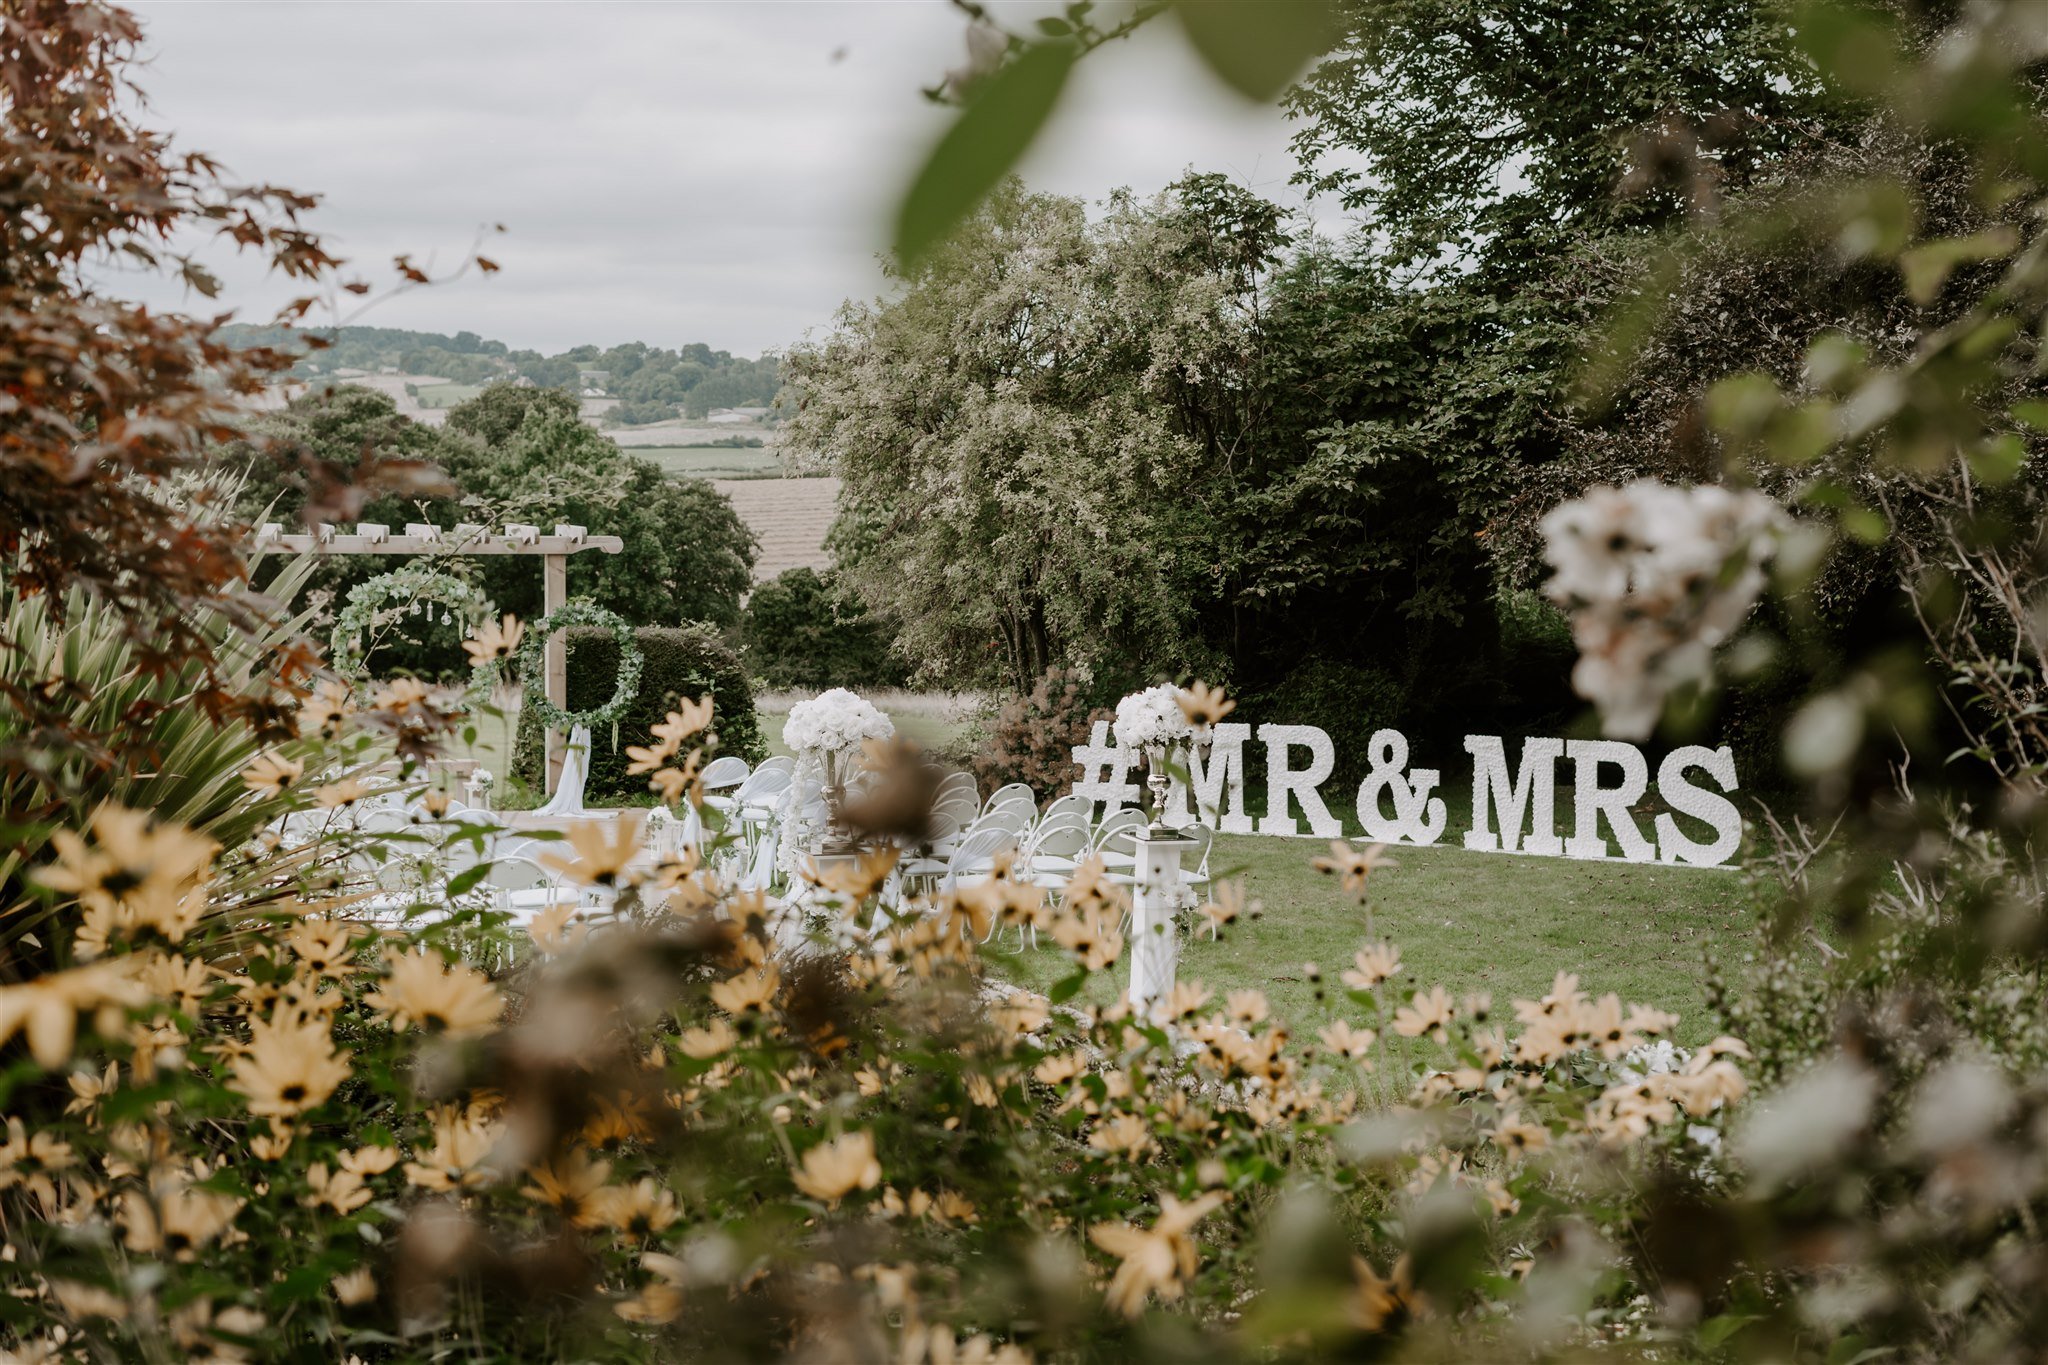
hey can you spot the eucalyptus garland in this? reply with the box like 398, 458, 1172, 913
329, 565, 498, 698
516, 597, 643, 738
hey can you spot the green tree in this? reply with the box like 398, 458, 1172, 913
441, 389, 757, 628
785, 179, 1249, 693
743, 567, 906, 689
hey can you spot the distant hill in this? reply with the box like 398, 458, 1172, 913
218, 324, 783, 425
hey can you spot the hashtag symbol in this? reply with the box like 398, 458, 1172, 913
1070, 720, 1139, 819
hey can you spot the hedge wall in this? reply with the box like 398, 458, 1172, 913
512, 623, 762, 802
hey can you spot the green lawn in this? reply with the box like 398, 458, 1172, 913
627, 446, 783, 480
987, 832, 1750, 1047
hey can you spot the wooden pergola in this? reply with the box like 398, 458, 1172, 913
253, 520, 624, 792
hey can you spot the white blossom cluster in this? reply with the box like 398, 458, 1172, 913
1111, 683, 1193, 752
782, 687, 895, 757
1541, 479, 1787, 739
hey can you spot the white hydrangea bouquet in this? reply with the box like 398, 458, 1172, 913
1113, 684, 1194, 835
784, 687, 896, 756
782, 689, 896, 859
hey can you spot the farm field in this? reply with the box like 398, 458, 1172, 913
413, 381, 483, 408
628, 445, 784, 480
717, 476, 839, 580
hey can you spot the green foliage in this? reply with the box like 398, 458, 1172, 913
1250, 658, 1403, 790
0, 561, 323, 973
791, 174, 1520, 731
229, 383, 758, 636
511, 624, 761, 800
970, 667, 1111, 799
890, 0, 1331, 262
743, 568, 906, 690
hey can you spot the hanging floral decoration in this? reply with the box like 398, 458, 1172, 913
328, 565, 499, 700
515, 597, 644, 739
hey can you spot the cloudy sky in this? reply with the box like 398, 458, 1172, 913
122, 2, 1326, 358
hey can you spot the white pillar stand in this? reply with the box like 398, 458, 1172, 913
1127, 833, 1196, 1017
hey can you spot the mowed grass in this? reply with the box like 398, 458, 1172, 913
628, 446, 784, 480
989, 832, 1753, 1047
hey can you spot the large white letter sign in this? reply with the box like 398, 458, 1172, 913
1563, 739, 1657, 863
1256, 724, 1342, 838
1355, 729, 1447, 845
1168, 722, 1254, 834
1463, 735, 1565, 856
1655, 744, 1743, 866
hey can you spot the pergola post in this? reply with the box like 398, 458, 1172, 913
542, 551, 568, 794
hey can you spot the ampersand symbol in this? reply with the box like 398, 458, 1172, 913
1355, 729, 1447, 846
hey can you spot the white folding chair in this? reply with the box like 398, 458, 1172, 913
702, 755, 750, 790
486, 855, 576, 923
1095, 815, 1144, 882
942, 826, 1017, 893
1024, 820, 1092, 891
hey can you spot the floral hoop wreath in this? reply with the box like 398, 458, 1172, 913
329, 565, 498, 699
515, 597, 644, 736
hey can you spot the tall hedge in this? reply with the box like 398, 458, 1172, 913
744, 566, 907, 690
512, 623, 762, 802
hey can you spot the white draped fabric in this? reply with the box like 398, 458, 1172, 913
534, 725, 593, 818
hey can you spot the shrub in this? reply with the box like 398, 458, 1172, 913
970, 667, 1111, 799
744, 567, 906, 690
1250, 657, 1405, 790
512, 623, 761, 801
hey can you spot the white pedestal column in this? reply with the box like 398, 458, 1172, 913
1128, 833, 1195, 1016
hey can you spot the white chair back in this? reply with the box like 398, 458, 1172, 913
1041, 793, 1092, 825
700, 756, 750, 791
944, 826, 1017, 888
757, 755, 797, 776
969, 805, 1032, 836
1096, 807, 1145, 841
734, 765, 793, 806
981, 782, 1037, 817
485, 855, 554, 894
1095, 819, 1143, 863
1026, 821, 1091, 864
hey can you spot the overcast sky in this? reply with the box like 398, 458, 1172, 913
121, 2, 1325, 358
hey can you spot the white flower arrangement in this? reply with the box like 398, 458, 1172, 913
1541, 479, 1787, 739
1112, 683, 1193, 752
782, 687, 895, 758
